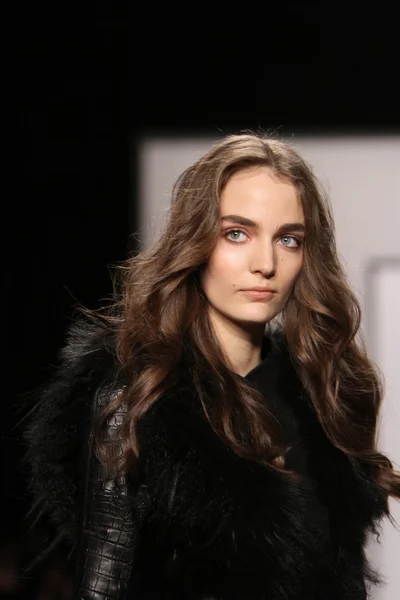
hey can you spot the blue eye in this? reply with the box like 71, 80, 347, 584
224, 229, 248, 242
279, 235, 301, 248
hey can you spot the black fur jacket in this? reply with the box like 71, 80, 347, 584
23, 321, 389, 600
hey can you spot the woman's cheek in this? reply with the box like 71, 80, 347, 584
217, 246, 245, 270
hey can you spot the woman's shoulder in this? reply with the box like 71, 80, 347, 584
56, 315, 118, 380
22, 318, 121, 526
23, 316, 121, 475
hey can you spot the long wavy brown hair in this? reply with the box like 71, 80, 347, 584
94, 132, 400, 502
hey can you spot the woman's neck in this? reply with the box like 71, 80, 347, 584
208, 309, 265, 377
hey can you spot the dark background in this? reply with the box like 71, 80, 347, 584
4, 4, 399, 597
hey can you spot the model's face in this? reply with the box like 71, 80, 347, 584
200, 166, 305, 332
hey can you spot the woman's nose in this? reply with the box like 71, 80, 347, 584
250, 244, 276, 277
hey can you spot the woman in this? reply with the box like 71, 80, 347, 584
24, 133, 400, 599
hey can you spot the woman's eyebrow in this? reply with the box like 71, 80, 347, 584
221, 214, 305, 234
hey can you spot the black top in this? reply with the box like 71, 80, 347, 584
238, 337, 336, 573
240, 336, 307, 473
241, 334, 324, 485
239, 335, 335, 551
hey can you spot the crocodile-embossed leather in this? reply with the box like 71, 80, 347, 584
74, 387, 137, 600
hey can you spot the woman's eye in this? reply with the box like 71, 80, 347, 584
225, 229, 248, 242
278, 235, 301, 248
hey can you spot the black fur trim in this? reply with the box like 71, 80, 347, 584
21, 319, 117, 563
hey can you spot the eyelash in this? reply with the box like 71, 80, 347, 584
223, 228, 303, 249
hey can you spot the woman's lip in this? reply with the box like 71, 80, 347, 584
241, 290, 275, 299
242, 288, 276, 292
